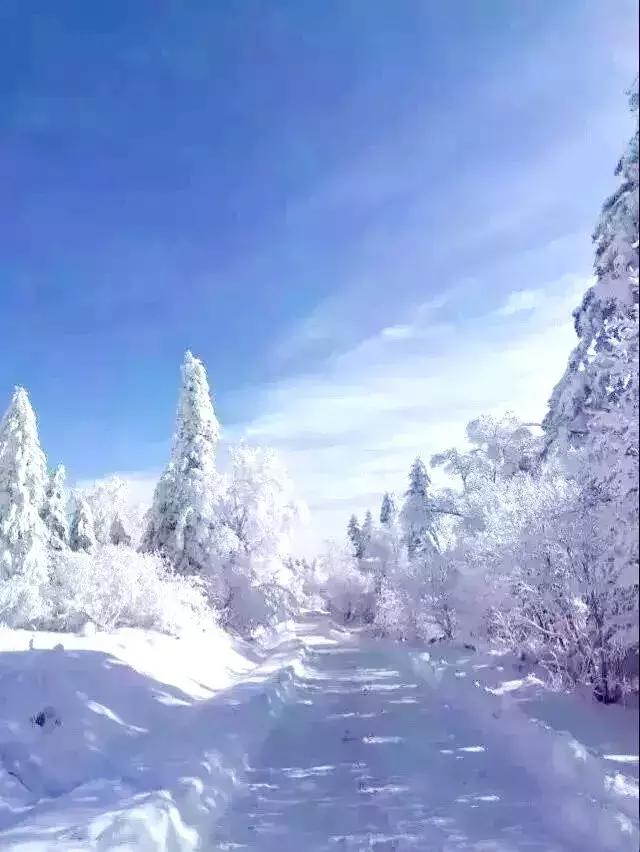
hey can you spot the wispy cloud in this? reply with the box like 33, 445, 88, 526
237, 273, 588, 553
495, 289, 542, 316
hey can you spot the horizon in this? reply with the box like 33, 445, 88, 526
3, 1, 638, 551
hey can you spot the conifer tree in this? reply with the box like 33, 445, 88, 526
70, 495, 97, 553
0, 387, 49, 625
360, 510, 373, 557
347, 514, 363, 558
379, 492, 396, 526
400, 458, 439, 558
41, 464, 69, 550
109, 513, 132, 547
142, 351, 221, 574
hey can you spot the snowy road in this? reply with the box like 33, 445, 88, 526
212, 625, 571, 851
0, 617, 636, 851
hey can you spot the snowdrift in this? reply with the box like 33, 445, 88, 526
0, 621, 313, 850
397, 641, 640, 851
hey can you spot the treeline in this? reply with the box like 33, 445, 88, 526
321, 82, 639, 704
0, 352, 306, 637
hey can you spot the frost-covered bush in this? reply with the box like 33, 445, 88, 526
211, 553, 301, 635
207, 443, 307, 635
49, 545, 212, 634
140, 353, 308, 636
315, 544, 374, 623
374, 554, 455, 643
81, 475, 145, 548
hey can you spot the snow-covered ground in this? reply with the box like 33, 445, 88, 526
0, 615, 637, 851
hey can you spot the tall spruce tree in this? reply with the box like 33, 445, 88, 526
400, 458, 439, 558
347, 514, 363, 558
379, 492, 396, 526
142, 351, 221, 574
543, 81, 639, 701
360, 510, 373, 557
0, 387, 49, 625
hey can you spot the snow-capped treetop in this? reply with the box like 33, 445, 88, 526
544, 79, 639, 452
405, 457, 430, 498
69, 495, 97, 553
41, 464, 69, 550
400, 457, 439, 558
172, 350, 220, 473
592, 78, 639, 302
379, 492, 396, 526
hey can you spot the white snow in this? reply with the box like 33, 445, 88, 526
0, 615, 638, 851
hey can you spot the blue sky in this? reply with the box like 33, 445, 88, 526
1, 1, 638, 547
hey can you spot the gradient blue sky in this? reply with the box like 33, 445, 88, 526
1, 2, 638, 546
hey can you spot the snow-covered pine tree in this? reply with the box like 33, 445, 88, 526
347, 514, 363, 558
542, 81, 639, 702
544, 80, 639, 452
0, 387, 50, 626
109, 513, 132, 547
379, 492, 396, 527
360, 510, 373, 557
70, 495, 97, 553
400, 458, 439, 558
141, 350, 221, 574
40, 464, 69, 550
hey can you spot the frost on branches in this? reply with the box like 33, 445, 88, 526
81, 475, 143, 548
69, 495, 97, 553
212, 443, 305, 634
317, 84, 637, 702
40, 464, 69, 551
542, 79, 639, 701
138, 352, 307, 635
0, 387, 50, 626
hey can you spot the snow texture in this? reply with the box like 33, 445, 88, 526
0, 614, 636, 851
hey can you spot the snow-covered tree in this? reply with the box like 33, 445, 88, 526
315, 542, 374, 623
544, 80, 638, 454
541, 81, 639, 700
213, 444, 304, 633
70, 495, 97, 553
49, 545, 211, 634
360, 510, 373, 557
40, 464, 69, 550
142, 351, 222, 575
464, 413, 540, 482
0, 387, 50, 626
109, 513, 131, 547
347, 514, 363, 558
379, 492, 396, 526
399, 458, 439, 558
81, 475, 147, 549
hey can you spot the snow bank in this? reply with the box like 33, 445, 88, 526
401, 642, 639, 851
0, 620, 314, 850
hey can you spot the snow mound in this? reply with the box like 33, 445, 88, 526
0, 619, 315, 850
402, 642, 639, 851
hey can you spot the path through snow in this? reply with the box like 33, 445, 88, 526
0, 616, 637, 851
212, 623, 632, 851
